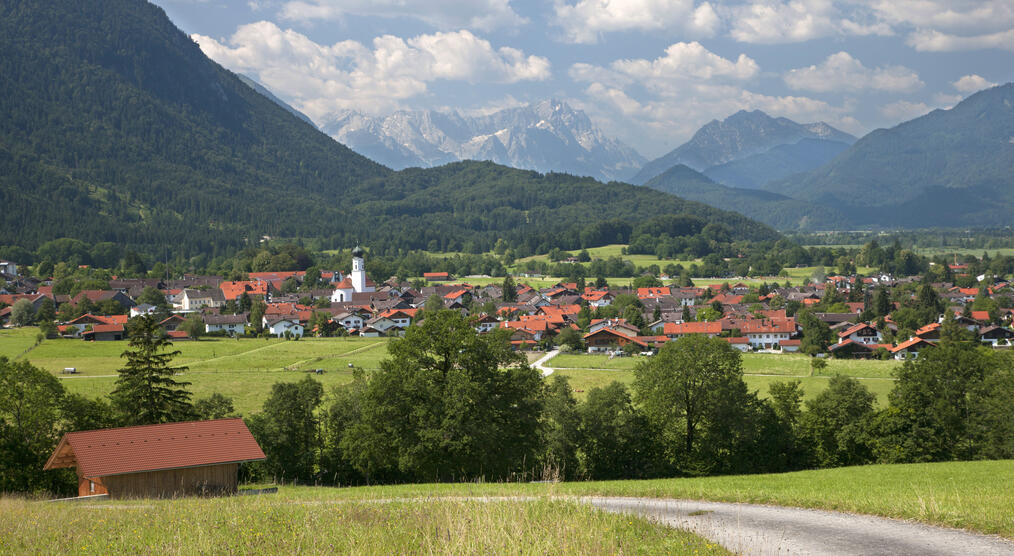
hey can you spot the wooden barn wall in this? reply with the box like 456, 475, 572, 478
101, 463, 238, 499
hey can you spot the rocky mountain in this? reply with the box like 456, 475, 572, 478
631, 110, 855, 185
767, 83, 1014, 228
321, 100, 646, 182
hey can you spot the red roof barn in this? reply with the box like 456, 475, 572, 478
44, 418, 265, 499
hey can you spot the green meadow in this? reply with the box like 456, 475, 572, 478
0, 329, 387, 415
551, 352, 898, 404
0, 495, 727, 555
4, 460, 1008, 554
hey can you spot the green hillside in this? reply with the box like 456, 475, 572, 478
769, 83, 1014, 228
643, 164, 849, 230
0, 0, 778, 257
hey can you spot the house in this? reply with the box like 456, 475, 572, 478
473, 313, 500, 333
333, 312, 365, 331
179, 289, 226, 311
129, 304, 157, 317
264, 317, 303, 337
636, 287, 671, 299
663, 321, 722, 339
837, 323, 882, 345
588, 318, 639, 337
44, 419, 265, 499
583, 328, 651, 353
979, 325, 1014, 347
891, 337, 935, 359
741, 319, 796, 349
581, 290, 613, 307
203, 314, 248, 336
82, 324, 125, 341
828, 339, 877, 359
72, 290, 136, 311
158, 314, 186, 333
423, 272, 450, 282
0, 260, 18, 277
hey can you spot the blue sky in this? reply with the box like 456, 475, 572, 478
154, 0, 1014, 158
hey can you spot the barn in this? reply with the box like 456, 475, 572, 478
44, 418, 265, 499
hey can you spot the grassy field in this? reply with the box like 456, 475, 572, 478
551, 352, 898, 404
0, 494, 727, 555
0, 330, 389, 415
282, 460, 1014, 539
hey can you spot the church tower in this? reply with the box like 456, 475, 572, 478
350, 245, 372, 293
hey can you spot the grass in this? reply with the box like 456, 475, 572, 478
550, 352, 898, 404
0, 493, 727, 555
272, 460, 1014, 539
0, 331, 389, 415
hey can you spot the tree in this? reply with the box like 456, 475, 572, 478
502, 274, 517, 302
554, 326, 583, 351
341, 309, 544, 482
194, 393, 236, 420
798, 310, 834, 355
110, 315, 193, 425
541, 375, 580, 480
633, 335, 753, 474
249, 299, 267, 332
179, 313, 205, 340
34, 297, 55, 324
424, 293, 445, 314
578, 382, 661, 480
137, 286, 167, 308
248, 376, 324, 484
0, 357, 71, 494
10, 299, 34, 327
798, 375, 875, 467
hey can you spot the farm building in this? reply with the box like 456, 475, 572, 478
44, 418, 265, 499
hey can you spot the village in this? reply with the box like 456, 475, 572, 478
2, 249, 1011, 361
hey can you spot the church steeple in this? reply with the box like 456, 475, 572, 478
351, 245, 368, 293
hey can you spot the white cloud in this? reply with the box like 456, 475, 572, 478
728, 0, 838, 43
279, 0, 526, 32
952, 74, 998, 93
879, 100, 930, 121
784, 51, 923, 93
569, 43, 860, 156
570, 42, 759, 96
552, 0, 719, 44
194, 22, 549, 120
864, 0, 1014, 36
906, 28, 1014, 52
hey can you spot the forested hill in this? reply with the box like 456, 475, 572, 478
0, 0, 389, 256
766, 83, 1014, 228
0, 0, 778, 259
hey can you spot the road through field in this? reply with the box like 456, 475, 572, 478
586, 497, 1014, 556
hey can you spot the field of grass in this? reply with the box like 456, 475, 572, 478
0, 331, 389, 415
0, 494, 726, 555
286, 460, 1014, 539
551, 352, 898, 404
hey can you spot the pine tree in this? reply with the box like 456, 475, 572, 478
111, 315, 193, 425
502, 274, 517, 302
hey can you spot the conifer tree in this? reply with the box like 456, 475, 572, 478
111, 315, 193, 425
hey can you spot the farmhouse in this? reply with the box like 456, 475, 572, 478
44, 419, 265, 499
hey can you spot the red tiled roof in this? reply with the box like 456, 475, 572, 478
664, 321, 722, 336
637, 287, 671, 298
892, 337, 935, 353
45, 418, 264, 478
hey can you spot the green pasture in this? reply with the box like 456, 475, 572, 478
551, 352, 898, 405
0, 496, 725, 555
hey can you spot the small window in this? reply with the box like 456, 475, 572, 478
89, 481, 95, 493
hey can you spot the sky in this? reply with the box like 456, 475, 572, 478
153, 0, 1014, 158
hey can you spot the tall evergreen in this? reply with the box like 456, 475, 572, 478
111, 315, 193, 425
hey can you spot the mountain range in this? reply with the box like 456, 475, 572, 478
631, 110, 856, 185
636, 83, 1014, 230
321, 101, 645, 182
0, 0, 774, 258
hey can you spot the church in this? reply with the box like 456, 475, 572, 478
330, 245, 376, 303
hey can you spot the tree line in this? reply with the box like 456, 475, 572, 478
3, 310, 1011, 495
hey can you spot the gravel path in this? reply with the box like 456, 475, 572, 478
585, 497, 1014, 556
533, 349, 560, 376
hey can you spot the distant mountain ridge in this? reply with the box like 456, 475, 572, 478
765, 83, 1014, 228
321, 100, 646, 182
702, 138, 851, 190
631, 110, 855, 185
